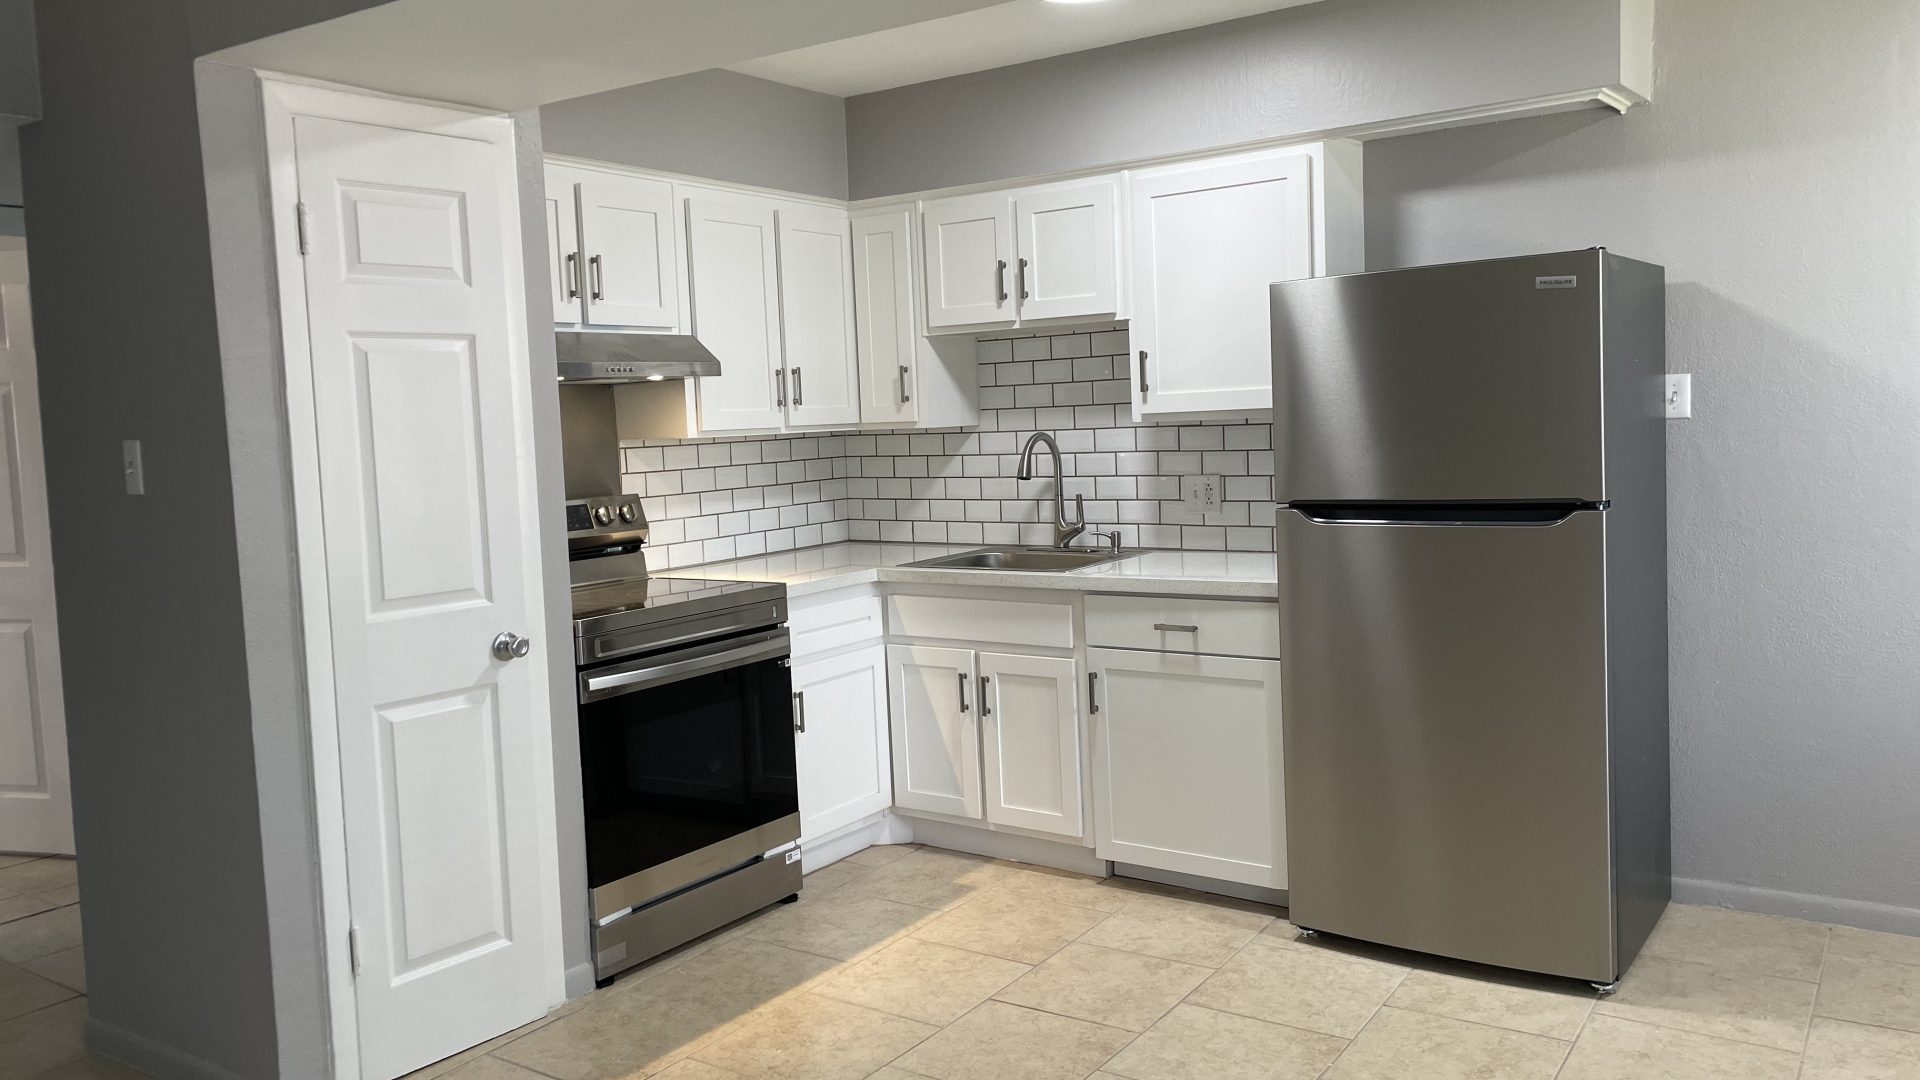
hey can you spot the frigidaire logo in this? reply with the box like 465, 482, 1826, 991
1535, 275, 1579, 289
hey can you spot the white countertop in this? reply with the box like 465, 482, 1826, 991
658, 543, 1278, 599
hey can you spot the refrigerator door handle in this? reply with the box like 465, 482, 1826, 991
1282, 501, 1604, 527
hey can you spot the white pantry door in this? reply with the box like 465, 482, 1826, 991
0, 249, 75, 856
292, 114, 556, 1079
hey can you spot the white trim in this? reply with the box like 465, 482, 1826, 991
903, 816, 1109, 877
544, 152, 847, 211
1673, 877, 1920, 938
258, 72, 565, 1080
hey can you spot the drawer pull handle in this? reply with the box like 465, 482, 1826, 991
1153, 623, 1200, 633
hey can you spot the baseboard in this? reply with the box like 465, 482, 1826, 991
904, 818, 1108, 877
1674, 876, 1920, 937
1114, 862, 1289, 908
87, 1016, 252, 1080
564, 960, 597, 1000
799, 812, 894, 873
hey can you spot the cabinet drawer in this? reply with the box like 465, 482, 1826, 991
1085, 595, 1280, 659
887, 594, 1074, 650
791, 595, 884, 658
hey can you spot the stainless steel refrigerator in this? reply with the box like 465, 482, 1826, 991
1270, 249, 1669, 987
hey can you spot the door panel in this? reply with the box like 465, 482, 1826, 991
294, 113, 554, 1079
979, 653, 1082, 839
887, 644, 980, 819
1091, 648, 1281, 888
1271, 250, 1606, 502
688, 198, 785, 433
0, 252, 72, 854
923, 194, 1013, 329
795, 645, 892, 842
1277, 507, 1614, 980
543, 166, 583, 323
777, 206, 861, 428
1131, 154, 1313, 416
579, 177, 680, 330
1015, 182, 1117, 323
851, 210, 918, 426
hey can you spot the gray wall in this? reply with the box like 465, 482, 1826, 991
845, 0, 1642, 198
0, 0, 39, 120
542, 69, 849, 200
1364, 0, 1920, 930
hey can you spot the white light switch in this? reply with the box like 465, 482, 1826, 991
122, 439, 145, 495
1181, 475, 1222, 513
1664, 374, 1692, 419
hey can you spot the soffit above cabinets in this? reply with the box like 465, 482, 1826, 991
728, 0, 1327, 98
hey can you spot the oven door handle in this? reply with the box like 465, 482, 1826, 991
580, 629, 790, 702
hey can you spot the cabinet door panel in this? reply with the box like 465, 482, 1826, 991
980, 653, 1082, 839
777, 206, 862, 428
1090, 648, 1284, 888
923, 194, 1014, 330
851, 210, 918, 425
795, 645, 892, 843
1015, 182, 1117, 323
1130, 154, 1314, 416
887, 644, 980, 819
542, 166, 584, 324
688, 198, 785, 433
579, 176, 680, 331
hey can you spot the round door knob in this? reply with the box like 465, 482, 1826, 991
592, 505, 614, 526
618, 503, 638, 523
491, 632, 532, 661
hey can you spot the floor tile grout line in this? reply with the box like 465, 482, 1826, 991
1793, 926, 1835, 1080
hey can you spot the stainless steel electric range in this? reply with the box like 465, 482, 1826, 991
566, 493, 800, 985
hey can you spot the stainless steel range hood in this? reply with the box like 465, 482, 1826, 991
555, 331, 722, 384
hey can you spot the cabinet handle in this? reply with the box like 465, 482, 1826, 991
793, 690, 806, 733
979, 675, 992, 718
792, 366, 803, 406
900, 364, 912, 404
958, 671, 970, 714
1017, 257, 1030, 301
1139, 350, 1150, 401
1153, 623, 1200, 633
565, 252, 580, 300
776, 369, 788, 409
589, 254, 604, 301
996, 260, 1008, 305
1089, 671, 1100, 714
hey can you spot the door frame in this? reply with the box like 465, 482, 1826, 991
260, 75, 565, 1079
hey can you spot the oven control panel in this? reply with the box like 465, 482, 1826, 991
566, 495, 649, 547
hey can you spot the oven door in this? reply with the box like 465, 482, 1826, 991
577, 627, 798, 919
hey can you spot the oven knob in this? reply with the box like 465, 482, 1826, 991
618, 503, 638, 523
592, 504, 614, 526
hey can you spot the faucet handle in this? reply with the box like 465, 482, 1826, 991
1070, 493, 1086, 525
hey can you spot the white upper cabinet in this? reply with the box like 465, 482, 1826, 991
921, 178, 1123, 334
776, 205, 862, 429
1129, 141, 1363, 419
979, 652, 1083, 839
851, 209, 918, 425
686, 197, 785, 433
544, 165, 685, 332
1013, 180, 1119, 323
922, 193, 1015, 330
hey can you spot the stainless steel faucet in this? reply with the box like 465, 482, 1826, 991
1016, 432, 1087, 549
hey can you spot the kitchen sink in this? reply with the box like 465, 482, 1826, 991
905, 546, 1143, 572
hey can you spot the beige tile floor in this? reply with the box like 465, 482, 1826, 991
7, 846, 1920, 1079
407, 845, 1920, 1080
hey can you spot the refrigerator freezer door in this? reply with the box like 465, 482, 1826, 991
1271, 250, 1607, 503
1279, 507, 1617, 982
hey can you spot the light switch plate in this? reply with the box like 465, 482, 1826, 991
1181, 475, 1222, 513
1664, 374, 1692, 419
122, 439, 146, 495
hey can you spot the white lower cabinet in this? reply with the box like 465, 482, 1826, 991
979, 652, 1083, 839
1088, 647, 1285, 889
793, 644, 893, 844
887, 644, 983, 819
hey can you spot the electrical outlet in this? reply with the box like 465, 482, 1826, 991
1181, 475, 1222, 513
1664, 374, 1692, 419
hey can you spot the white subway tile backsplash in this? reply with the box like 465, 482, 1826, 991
610, 328, 1277, 562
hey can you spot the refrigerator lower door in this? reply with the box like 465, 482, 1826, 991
1279, 507, 1617, 982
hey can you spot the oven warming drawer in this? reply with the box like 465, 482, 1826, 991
593, 847, 802, 984
591, 813, 801, 920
